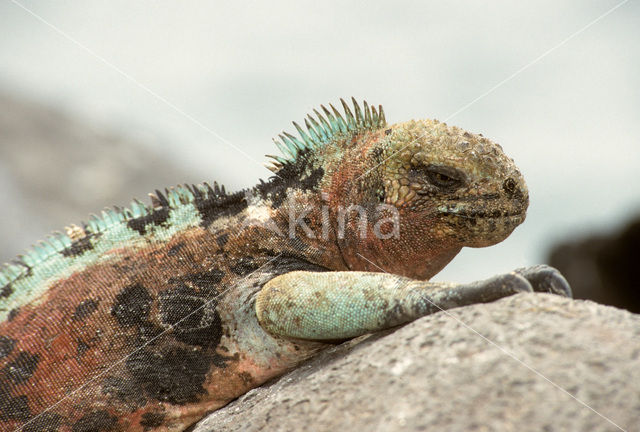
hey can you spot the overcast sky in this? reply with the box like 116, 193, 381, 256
0, 0, 638, 282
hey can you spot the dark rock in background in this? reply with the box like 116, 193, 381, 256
194, 294, 639, 432
549, 216, 640, 313
0, 92, 193, 262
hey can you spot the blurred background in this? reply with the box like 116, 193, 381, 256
0, 1, 638, 310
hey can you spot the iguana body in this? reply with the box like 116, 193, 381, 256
0, 99, 570, 431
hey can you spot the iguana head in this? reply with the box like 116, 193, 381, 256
269, 99, 529, 279
378, 118, 529, 248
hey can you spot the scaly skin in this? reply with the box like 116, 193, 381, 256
0, 99, 570, 431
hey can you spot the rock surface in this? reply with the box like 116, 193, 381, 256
194, 293, 639, 432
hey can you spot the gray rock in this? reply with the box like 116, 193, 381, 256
194, 293, 640, 432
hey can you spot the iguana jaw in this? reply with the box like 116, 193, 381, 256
436, 188, 529, 248
441, 210, 527, 248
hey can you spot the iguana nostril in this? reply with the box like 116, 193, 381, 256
503, 178, 518, 197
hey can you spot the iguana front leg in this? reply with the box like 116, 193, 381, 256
255, 265, 571, 340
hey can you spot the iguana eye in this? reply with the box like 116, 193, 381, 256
429, 171, 456, 187
423, 165, 464, 189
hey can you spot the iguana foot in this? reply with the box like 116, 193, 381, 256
512, 265, 572, 298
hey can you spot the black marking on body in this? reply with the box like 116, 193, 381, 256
76, 339, 90, 358
125, 347, 211, 405
195, 190, 248, 228
385, 128, 392, 135
230, 258, 259, 276
60, 233, 100, 257
0, 392, 31, 421
211, 352, 238, 369
0, 336, 16, 359
22, 412, 62, 432
256, 149, 324, 208
71, 410, 118, 432
111, 284, 163, 345
111, 256, 135, 274
167, 242, 185, 257
300, 166, 324, 191
127, 207, 171, 235
72, 299, 99, 321
256, 177, 287, 208
2, 351, 40, 384
10, 257, 33, 278
111, 284, 153, 328
137, 322, 164, 345
7, 309, 19, 321
0, 284, 13, 299
101, 376, 147, 408
182, 269, 225, 290
140, 411, 166, 430
158, 283, 222, 349
269, 254, 329, 275
215, 232, 229, 247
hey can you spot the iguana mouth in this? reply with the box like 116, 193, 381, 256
437, 207, 525, 220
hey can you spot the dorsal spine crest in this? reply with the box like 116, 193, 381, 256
267, 98, 386, 173
0, 182, 230, 291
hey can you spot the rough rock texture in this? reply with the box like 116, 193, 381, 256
0, 92, 191, 262
549, 215, 640, 313
194, 293, 639, 432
